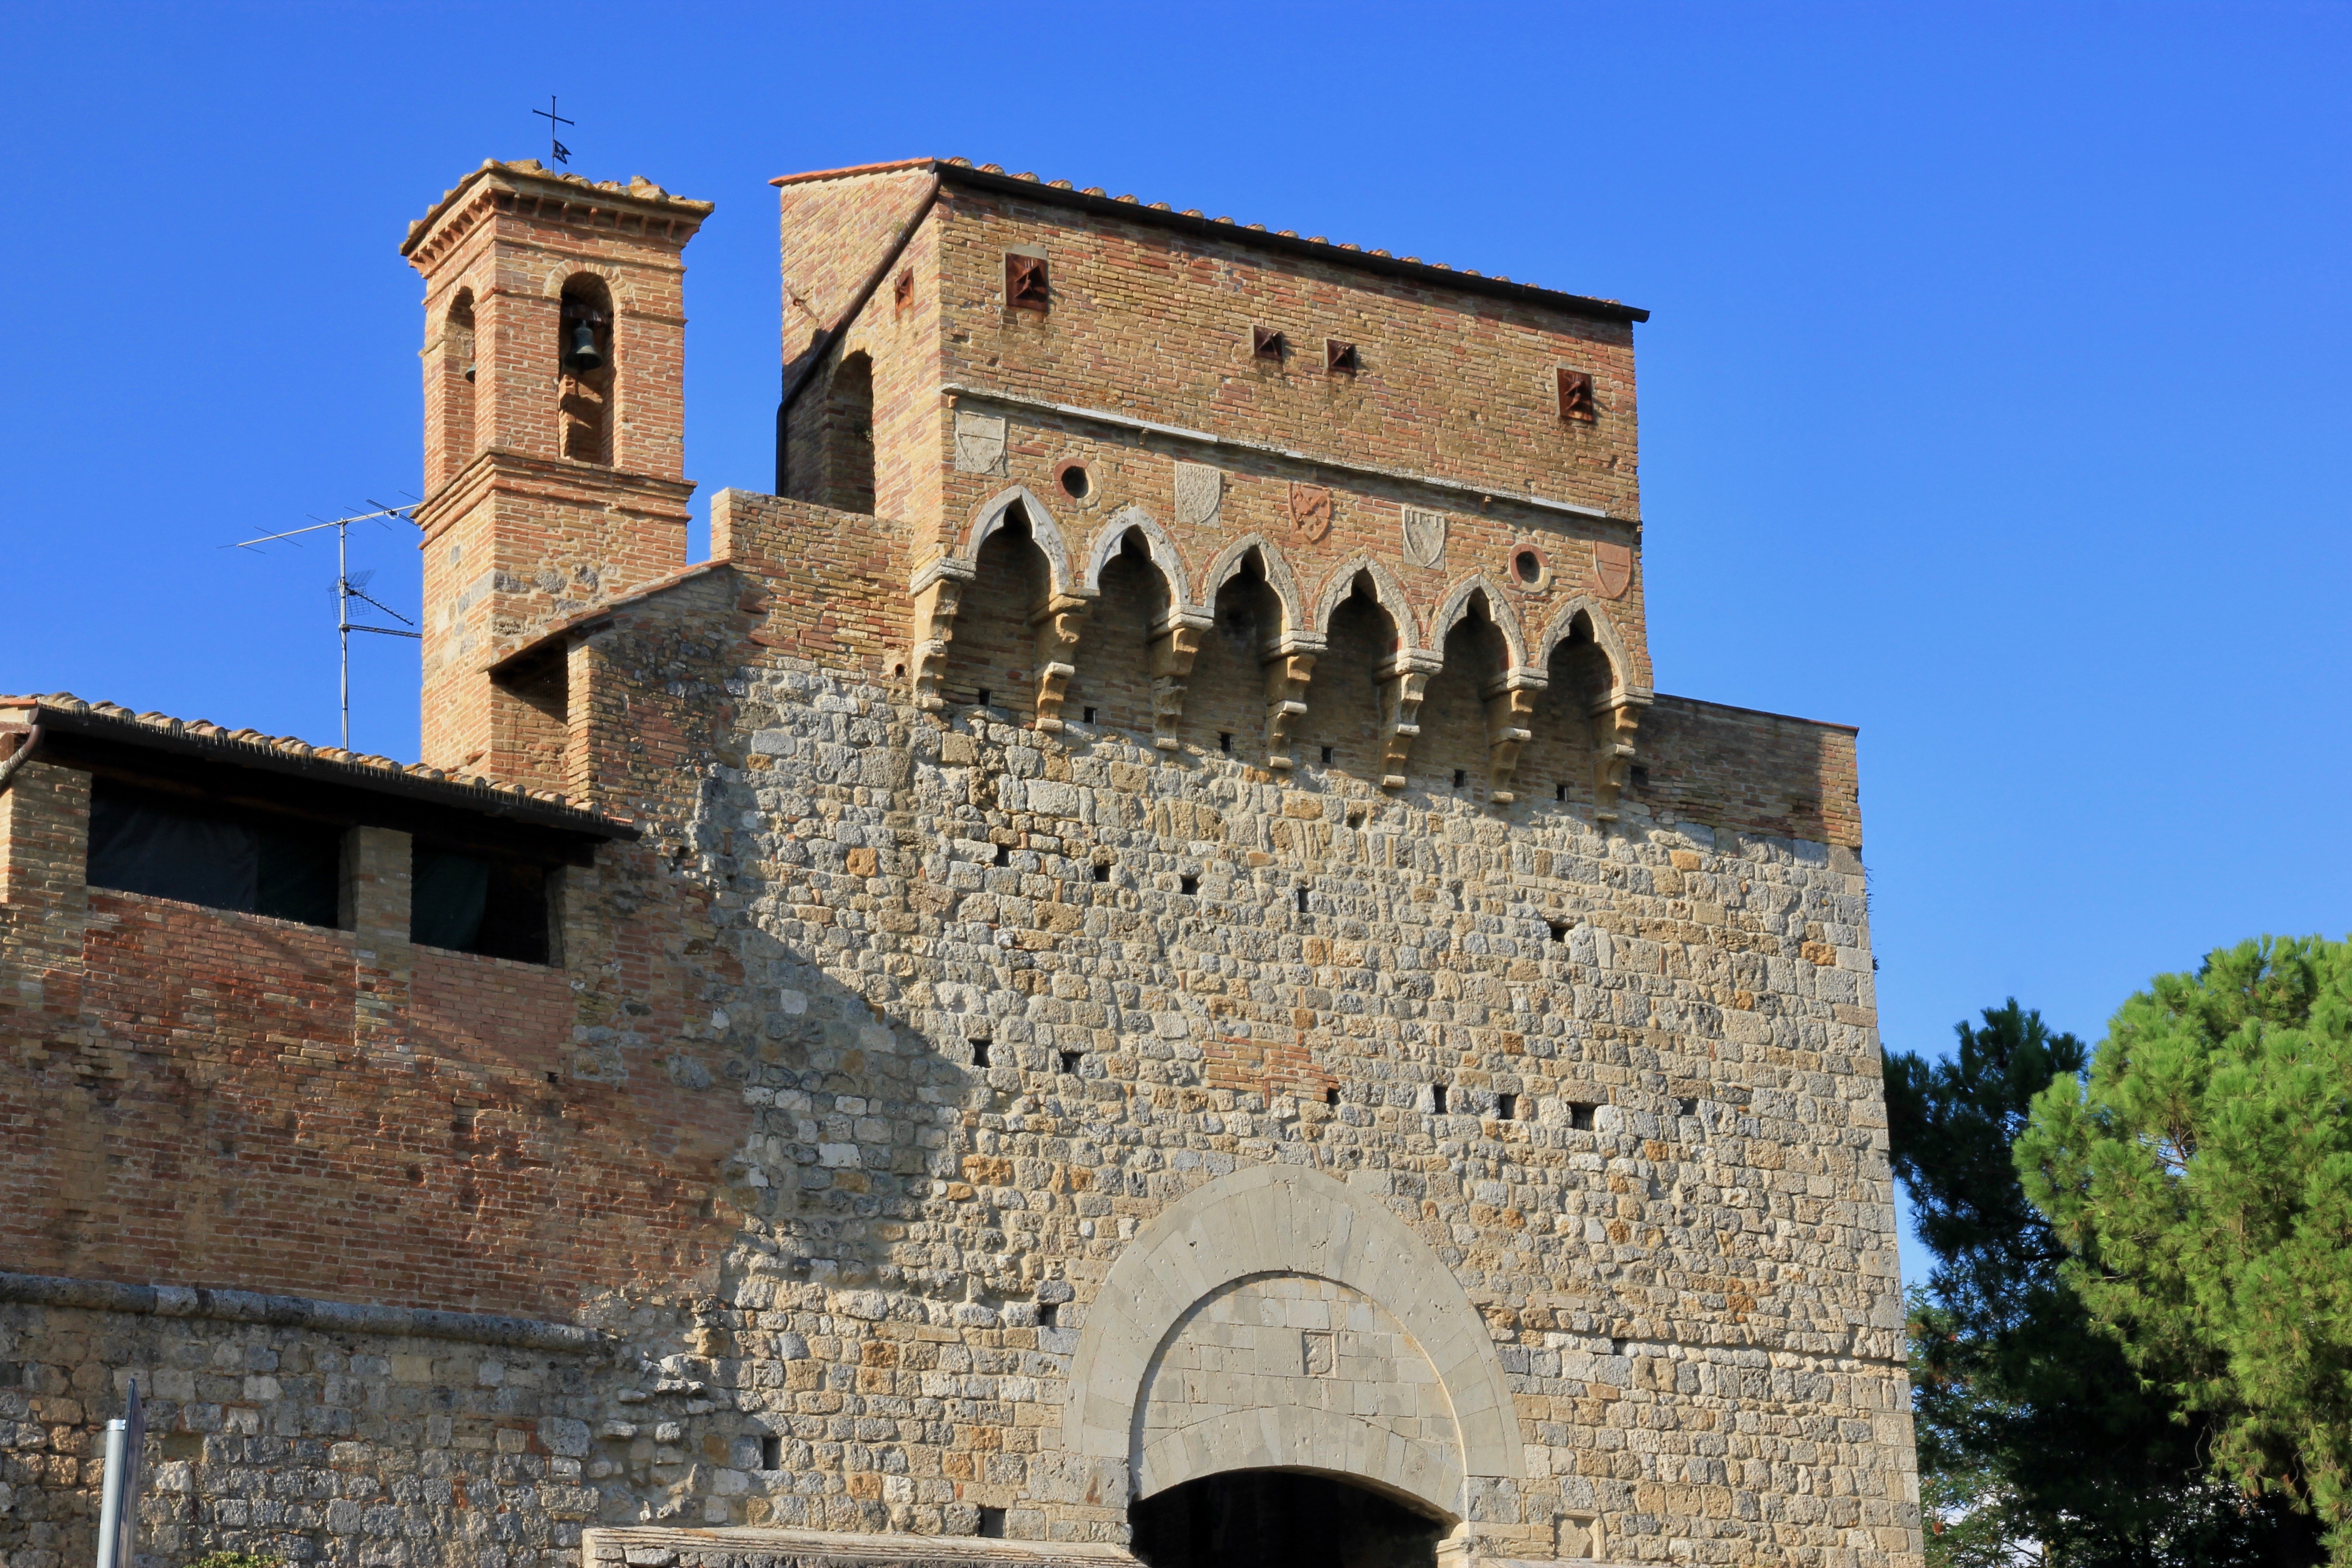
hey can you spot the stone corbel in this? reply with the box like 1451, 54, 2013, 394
1483, 668, 1545, 804
906, 555, 976, 713
1028, 590, 1093, 732
1148, 608, 1214, 751
1588, 691, 1652, 820
1260, 631, 1327, 771
1377, 650, 1445, 790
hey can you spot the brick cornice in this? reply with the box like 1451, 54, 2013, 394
404, 159, 712, 272
415, 448, 696, 539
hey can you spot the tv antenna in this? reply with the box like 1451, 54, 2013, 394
534, 95, 574, 166
227, 501, 422, 751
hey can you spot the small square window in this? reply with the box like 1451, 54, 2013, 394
1059, 1050, 1081, 1074
972, 1039, 992, 1068
1006, 253, 1049, 310
1431, 1083, 1449, 1115
1093, 862, 1111, 883
1325, 338, 1358, 373
1180, 874, 1199, 896
1569, 1102, 1597, 1131
1497, 1092, 1519, 1121
1252, 325, 1286, 360
1558, 368, 1596, 422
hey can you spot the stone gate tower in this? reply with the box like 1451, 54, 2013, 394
0, 156, 1920, 1568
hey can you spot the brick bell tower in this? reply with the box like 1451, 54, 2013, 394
401, 160, 711, 792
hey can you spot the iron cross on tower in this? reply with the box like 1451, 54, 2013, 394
534, 95, 573, 165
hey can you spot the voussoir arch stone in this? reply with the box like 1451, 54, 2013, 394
1537, 595, 1650, 702
959, 485, 1078, 598
1082, 506, 1195, 621
1062, 1164, 1523, 1519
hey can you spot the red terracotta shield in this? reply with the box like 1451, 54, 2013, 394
1289, 483, 1333, 543
1593, 541, 1633, 599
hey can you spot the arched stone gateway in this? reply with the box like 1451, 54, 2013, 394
1063, 1165, 1523, 1526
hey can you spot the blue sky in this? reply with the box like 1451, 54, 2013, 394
5, 2, 2347, 1288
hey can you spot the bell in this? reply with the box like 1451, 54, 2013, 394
565, 321, 603, 372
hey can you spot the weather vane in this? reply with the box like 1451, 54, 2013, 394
533, 95, 574, 166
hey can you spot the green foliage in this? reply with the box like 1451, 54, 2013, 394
185, 1554, 279, 1568
2017, 936, 2352, 1561
1889, 1000, 2313, 1566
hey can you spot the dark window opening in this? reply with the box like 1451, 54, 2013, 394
976, 688, 993, 709
971, 1039, 992, 1068
994, 843, 1010, 867
1679, 1097, 1700, 1119
1179, 874, 1198, 896
1324, 1085, 1340, 1107
1294, 887, 1308, 913
1498, 1092, 1519, 1121
1557, 367, 1596, 422
1514, 549, 1544, 584
1549, 920, 1569, 942
1555, 782, 1568, 802
1452, 769, 1466, 789
760, 1435, 782, 1470
977, 1506, 1008, 1539
412, 844, 550, 964
1131, 1468, 1445, 1568
1059, 1050, 1081, 1074
1569, 1102, 1597, 1131
1218, 731, 1233, 753
1057, 461, 1092, 500
1093, 862, 1111, 883
1431, 1083, 1448, 1114
1005, 252, 1049, 310
1082, 706, 1096, 724
87, 781, 341, 928
1038, 1302, 1058, 1329
1320, 745, 1334, 765
1628, 765, 1649, 790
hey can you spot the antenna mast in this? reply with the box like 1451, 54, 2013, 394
228, 503, 422, 750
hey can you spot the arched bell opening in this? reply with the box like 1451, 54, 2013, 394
1184, 553, 1284, 765
941, 503, 1052, 718
557, 274, 615, 466
431, 288, 477, 488
1307, 574, 1401, 782
1067, 529, 1171, 737
818, 350, 875, 514
1411, 596, 1509, 800
1522, 609, 1626, 811
1129, 1469, 1448, 1568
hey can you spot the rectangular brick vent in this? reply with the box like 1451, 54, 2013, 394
1326, 338, 1358, 373
1252, 325, 1286, 360
1558, 368, 1596, 421
1005, 253, 1049, 310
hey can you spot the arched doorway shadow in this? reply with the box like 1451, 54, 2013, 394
1130, 1469, 1447, 1568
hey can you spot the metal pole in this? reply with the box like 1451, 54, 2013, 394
338, 519, 350, 751
92, 1419, 126, 1568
